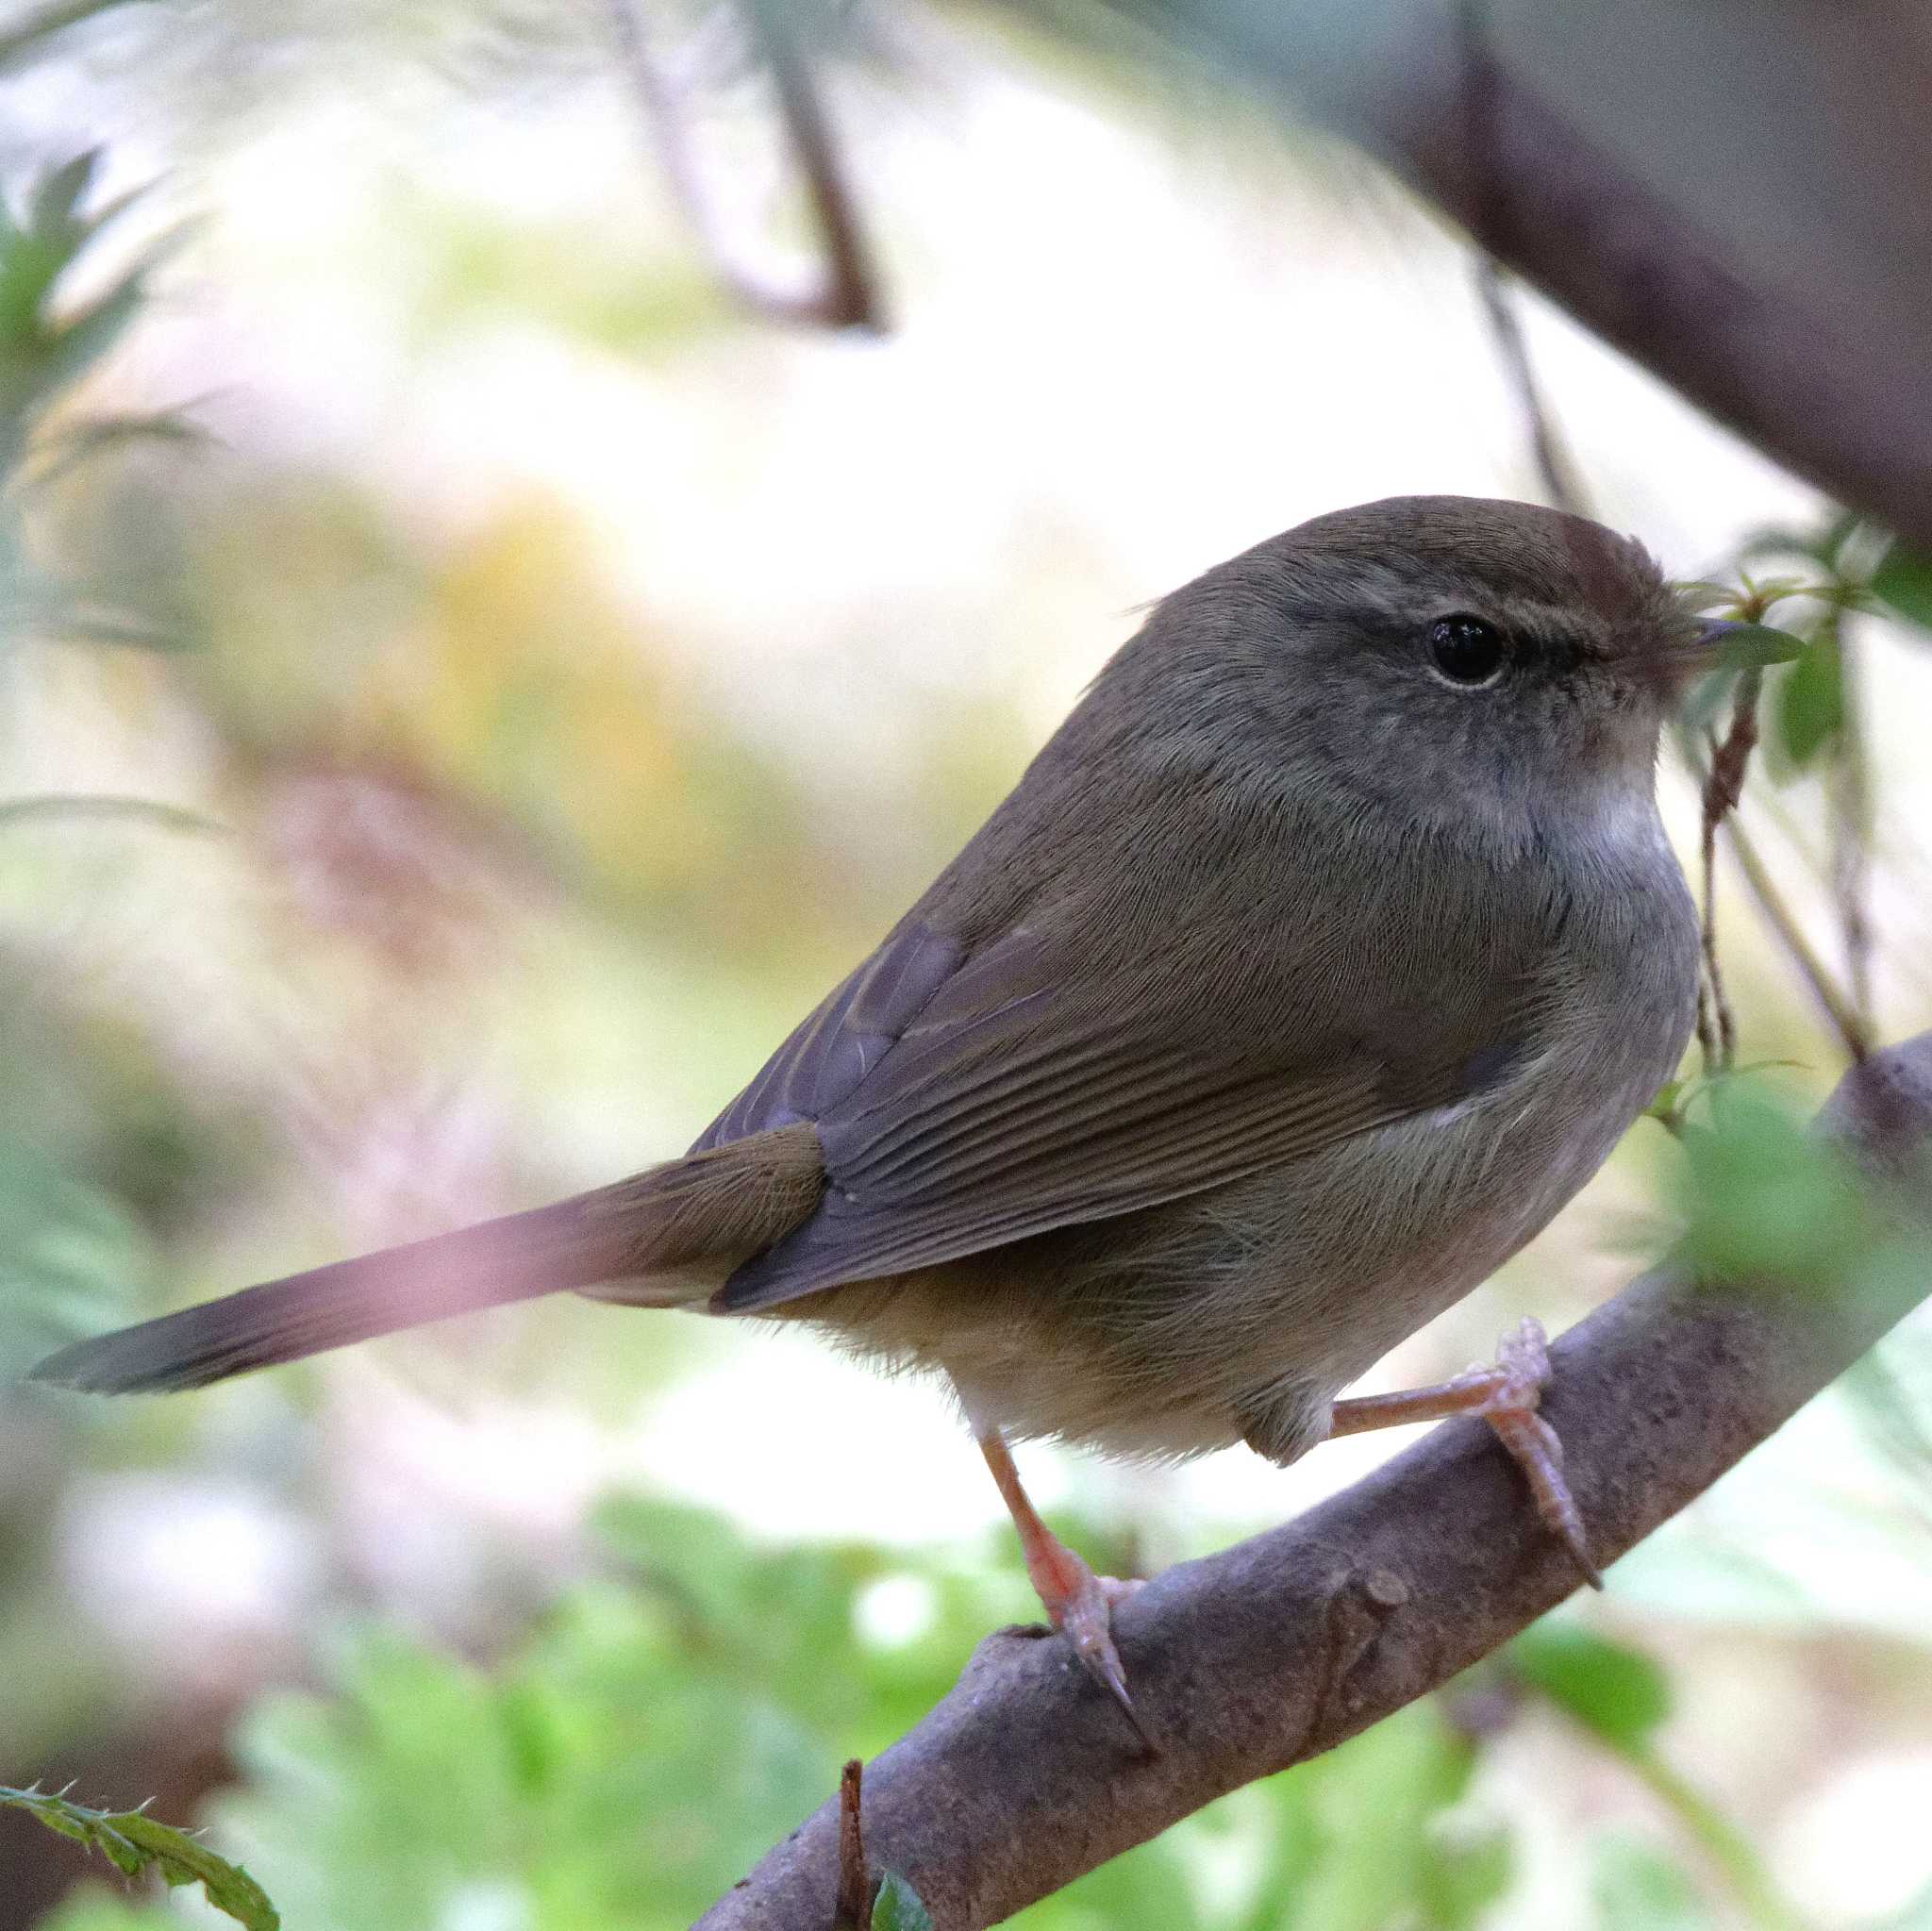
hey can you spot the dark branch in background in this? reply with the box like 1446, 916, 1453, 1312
698, 1033, 1932, 1929
1454, 0, 1756, 1086
605, 0, 886, 331
1363, 18, 1932, 549
1052, 0, 1932, 550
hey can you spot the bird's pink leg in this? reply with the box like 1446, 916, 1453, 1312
1328, 1316, 1601, 1588
975, 1427, 1154, 1747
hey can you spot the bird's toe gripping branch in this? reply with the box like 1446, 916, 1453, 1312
1329, 1316, 1601, 1588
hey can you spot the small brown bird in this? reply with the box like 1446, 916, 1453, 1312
34, 496, 1718, 1735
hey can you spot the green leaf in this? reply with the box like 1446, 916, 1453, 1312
1708, 621, 1805, 670
872, 1870, 934, 1931
0, 1786, 280, 1931
1645, 1078, 1686, 1125
1510, 1623, 1671, 1751
28, 151, 101, 248
1872, 539, 1932, 630
1670, 1079, 1867, 1287
1237, 1699, 1504, 1931
1644, 1061, 1806, 1134
1591, 1835, 1714, 1931
1773, 627, 1844, 768
0, 156, 172, 446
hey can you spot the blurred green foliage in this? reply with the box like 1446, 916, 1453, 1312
0, 149, 195, 659
1871, 541, 1932, 634
26, 1466, 1875, 1928
12, 1490, 1547, 1931
1668, 1078, 1867, 1288
870, 1872, 934, 1931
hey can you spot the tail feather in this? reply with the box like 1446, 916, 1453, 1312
29, 1123, 824, 1395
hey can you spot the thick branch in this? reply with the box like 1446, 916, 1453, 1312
699, 1033, 1932, 1929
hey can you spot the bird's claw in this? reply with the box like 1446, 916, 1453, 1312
1048, 1569, 1157, 1750
1470, 1318, 1603, 1589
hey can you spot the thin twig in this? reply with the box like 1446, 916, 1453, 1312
605, 0, 886, 331
835, 1758, 872, 1930
1696, 672, 1763, 1074
1828, 612, 1874, 1057
742, 0, 883, 330
1474, 260, 1591, 520
1723, 811, 1874, 1063
1457, 0, 1591, 520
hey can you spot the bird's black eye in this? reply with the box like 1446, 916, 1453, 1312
1427, 614, 1507, 688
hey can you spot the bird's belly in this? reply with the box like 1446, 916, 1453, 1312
800, 1028, 1674, 1466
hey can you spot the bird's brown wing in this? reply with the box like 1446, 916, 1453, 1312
697, 917, 1531, 1314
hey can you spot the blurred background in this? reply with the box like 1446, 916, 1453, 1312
5, 1, 1932, 1926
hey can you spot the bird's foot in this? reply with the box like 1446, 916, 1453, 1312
974, 1423, 1157, 1749
1460, 1319, 1601, 1589
1025, 1546, 1150, 1743
1329, 1317, 1600, 1588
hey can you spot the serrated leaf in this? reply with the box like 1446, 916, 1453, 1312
871, 1870, 934, 1931
1872, 540, 1932, 631
1510, 1623, 1671, 1751
0, 1786, 280, 1931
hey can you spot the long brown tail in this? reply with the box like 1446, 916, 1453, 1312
29, 1124, 824, 1395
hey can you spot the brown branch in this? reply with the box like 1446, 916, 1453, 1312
697, 1032, 1932, 1929
605, 0, 886, 332
742, 0, 884, 331
1695, 673, 1763, 1074
833, 1759, 870, 1930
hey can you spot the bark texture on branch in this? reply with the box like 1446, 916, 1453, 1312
699, 1033, 1932, 1929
